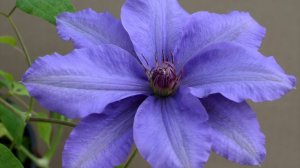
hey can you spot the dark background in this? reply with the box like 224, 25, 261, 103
0, 0, 299, 168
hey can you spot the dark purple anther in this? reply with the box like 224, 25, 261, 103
148, 61, 180, 96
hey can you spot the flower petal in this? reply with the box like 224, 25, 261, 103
121, 0, 189, 66
182, 42, 296, 102
22, 45, 150, 118
134, 88, 211, 168
201, 94, 266, 165
57, 9, 135, 55
175, 11, 266, 67
63, 96, 144, 168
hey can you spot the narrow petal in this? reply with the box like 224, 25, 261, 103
23, 45, 150, 118
182, 42, 296, 102
57, 9, 135, 55
201, 94, 266, 165
63, 96, 144, 168
121, 0, 189, 66
134, 88, 211, 168
175, 11, 266, 67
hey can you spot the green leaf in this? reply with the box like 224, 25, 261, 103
0, 144, 24, 168
0, 123, 10, 138
115, 165, 124, 168
35, 113, 52, 147
0, 36, 17, 47
11, 82, 29, 96
0, 104, 25, 145
0, 70, 29, 96
0, 70, 14, 89
16, 0, 75, 24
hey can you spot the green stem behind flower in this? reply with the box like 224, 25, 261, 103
0, 97, 26, 119
1, 6, 34, 118
8, 5, 17, 17
19, 146, 49, 168
6, 7, 32, 66
29, 117, 76, 127
11, 94, 29, 109
44, 125, 64, 160
124, 149, 138, 168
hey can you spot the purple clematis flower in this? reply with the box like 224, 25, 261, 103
22, 0, 296, 167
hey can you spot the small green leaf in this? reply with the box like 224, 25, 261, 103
0, 36, 17, 47
36, 113, 52, 147
0, 70, 29, 96
0, 70, 14, 89
0, 104, 25, 145
11, 82, 29, 96
16, 0, 75, 24
0, 144, 24, 168
114, 165, 124, 168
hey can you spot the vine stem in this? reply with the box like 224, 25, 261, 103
7, 16, 32, 66
0, 11, 7, 17
8, 5, 16, 17
124, 149, 138, 168
29, 117, 76, 127
44, 125, 63, 160
0, 97, 25, 119
19, 146, 49, 168
4, 5, 35, 118
11, 94, 29, 109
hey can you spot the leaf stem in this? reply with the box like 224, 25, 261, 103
0, 11, 7, 17
44, 125, 64, 160
0, 97, 25, 119
29, 117, 76, 127
7, 16, 32, 66
8, 5, 17, 17
19, 145, 49, 168
26, 97, 34, 119
124, 149, 138, 168
5, 6, 35, 118
11, 94, 29, 109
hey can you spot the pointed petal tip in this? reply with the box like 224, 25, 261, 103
203, 95, 266, 166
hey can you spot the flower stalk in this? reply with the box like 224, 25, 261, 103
124, 149, 138, 168
29, 117, 76, 127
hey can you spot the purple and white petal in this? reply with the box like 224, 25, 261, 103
63, 96, 144, 168
182, 42, 296, 102
57, 9, 135, 55
134, 88, 211, 168
201, 94, 266, 165
175, 11, 266, 67
23, 45, 150, 118
121, 0, 189, 66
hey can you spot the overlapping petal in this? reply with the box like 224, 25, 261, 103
57, 9, 136, 56
22, 45, 150, 118
201, 94, 266, 165
175, 11, 266, 67
182, 42, 295, 102
121, 0, 189, 66
134, 88, 211, 168
63, 96, 144, 168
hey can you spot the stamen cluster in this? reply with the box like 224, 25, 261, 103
147, 54, 180, 96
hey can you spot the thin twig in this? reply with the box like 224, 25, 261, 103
11, 94, 29, 109
7, 16, 32, 66
0, 97, 25, 119
124, 149, 138, 168
29, 117, 76, 127
8, 5, 16, 17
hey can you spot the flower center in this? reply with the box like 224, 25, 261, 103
148, 61, 180, 96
